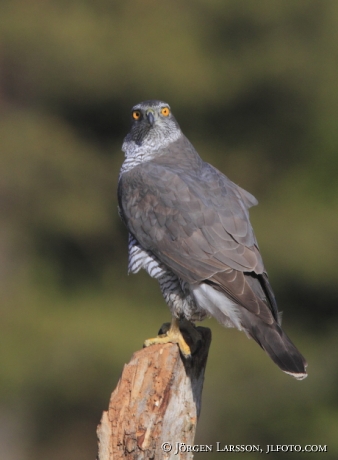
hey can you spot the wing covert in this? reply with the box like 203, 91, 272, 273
118, 159, 265, 286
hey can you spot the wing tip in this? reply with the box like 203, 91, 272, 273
283, 369, 308, 380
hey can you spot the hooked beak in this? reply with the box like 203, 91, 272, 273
146, 109, 155, 126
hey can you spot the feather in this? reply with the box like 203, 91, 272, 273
118, 100, 307, 379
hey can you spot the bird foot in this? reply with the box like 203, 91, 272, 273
144, 318, 202, 358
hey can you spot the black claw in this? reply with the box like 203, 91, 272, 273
183, 353, 192, 360
158, 322, 171, 335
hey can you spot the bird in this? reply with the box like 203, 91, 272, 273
117, 99, 307, 380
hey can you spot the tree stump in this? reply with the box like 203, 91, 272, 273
97, 326, 211, 460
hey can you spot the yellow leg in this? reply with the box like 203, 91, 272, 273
144, 317, 193, 358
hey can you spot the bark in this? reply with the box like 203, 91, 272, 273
97, 326, 211, 460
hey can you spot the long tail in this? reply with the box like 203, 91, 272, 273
241, 311, 308, 380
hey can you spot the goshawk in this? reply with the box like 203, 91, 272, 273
118, 100, 307, 380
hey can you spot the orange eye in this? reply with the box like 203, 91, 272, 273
132, 110, 141, 120
161, 107, 170, 117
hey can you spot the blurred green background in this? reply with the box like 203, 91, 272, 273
1, 1, 338, 459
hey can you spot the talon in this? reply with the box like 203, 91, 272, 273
144, 317, 192, 358
179, 318, 203, 350
158, 322, 171, 335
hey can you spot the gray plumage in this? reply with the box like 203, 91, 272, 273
118, 100, 307, 379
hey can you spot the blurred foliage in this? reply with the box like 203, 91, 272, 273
1, 0, 338, 459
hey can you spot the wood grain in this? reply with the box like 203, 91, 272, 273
97, 326, 211, 459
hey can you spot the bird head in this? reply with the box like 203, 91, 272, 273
126, 100, 181, 147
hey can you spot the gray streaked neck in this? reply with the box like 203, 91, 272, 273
120, 129, 183, 175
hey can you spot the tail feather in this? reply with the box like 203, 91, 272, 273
241, 311, 308, 380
